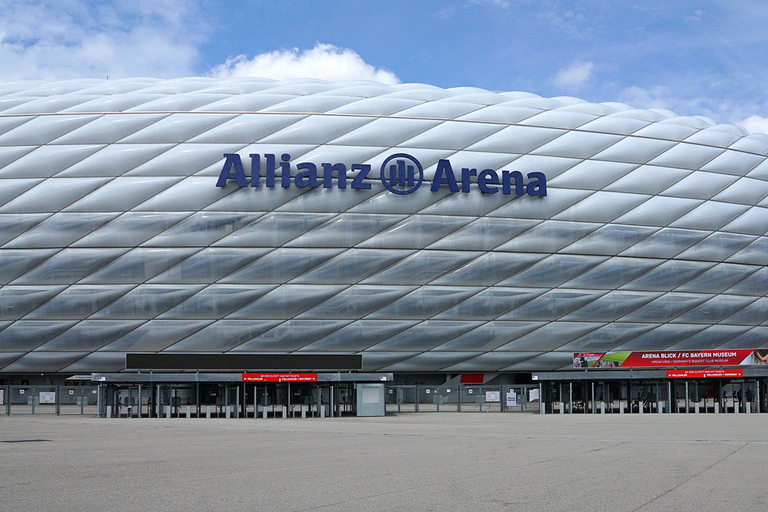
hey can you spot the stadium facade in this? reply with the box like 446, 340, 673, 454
2, 77, 768, 386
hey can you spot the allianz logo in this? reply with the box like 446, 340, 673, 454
216, 152, 547, 197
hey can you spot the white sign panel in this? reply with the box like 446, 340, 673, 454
485, 391, 500, 403
0, 389, 4, 405
506, 391, 517, 407
39, 391, 56, 404
529, 389, 540, 402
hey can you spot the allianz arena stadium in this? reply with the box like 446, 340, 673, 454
2, 77, 768, 381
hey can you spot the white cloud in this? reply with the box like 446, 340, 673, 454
0, 0, 205, 81
468, 0, 510, 9
738, 115, 768, 135
209, 44, 399, 84
552, 61, 593, 90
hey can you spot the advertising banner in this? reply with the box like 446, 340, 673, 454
242, 373, 317, 383
573, 350, 756, 368
667, 369, 744, 379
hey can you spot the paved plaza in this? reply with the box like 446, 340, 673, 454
1, 413, 766, 511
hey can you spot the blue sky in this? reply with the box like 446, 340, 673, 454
3, 1, 768, 131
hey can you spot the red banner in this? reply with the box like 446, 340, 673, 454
667, 369, 744, 379
242, 373, 317, 383
574, 350, 756, 368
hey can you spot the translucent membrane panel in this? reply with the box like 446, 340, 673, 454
229, 285, 346, 319
605, 165, 691, 195
563, 291, 661, 322
663, 325, 751, 350
436, 288, 545, 320
563, 224, 657, 255
143, 212, 262, 247
187, 114, 306, 143
564, 257, 664, 289
620, 228, 709, 258
520, 109, 597, 129
701, 150, 766, 177
614, 196, 703, 227
261, 94, 357, 113
158, 285, 274, 319
464, 125, 565, 154
648, 143, 724, 169
368, 286, 481, 319
287, 214, 406, 248
488, 189, 590, 221
127, 143, 245, 178
457, 104, 540, 124
1, 352, 88, 373
0, 321, 76, 351
35, 320, 143, 351
221, 248, 343, 284
214, 213, 333, 248
328, 117, 441, 147
0, 249, 57, 284
677, 232, 755, 262
362, 250, 480, 285
13, 248, 128, 285
550, 160, 638, 191
57, 144, 176, 178
379, 352, 478, 372
553, 191, 650, 224
728, 237, 768, 266
0, 115, 98, 145
4, 213, 118, 248
52, 113, 170, 144
727, 267, 768, 296
661, 171, 737, 200
26, 285, 133, 320
671, 201, 749, 231
433, 321, 545, 352
329, 97, 420, 116
496, 221, 599, 253
360, 352, 418, 371
672, 295, 759, 324
231, 320, 350, 352
66, 176, 183, 212
81, 248, 199, 284
349, 185, 451, 215
259, 114, 376, 145
303, 320, 417, 352
501, 352, 574, 372
0, 145, 105, 179
722, 207, 768, 236
99, 320, 213, 352
722, 298, 768, 325
428, 218, 540, 251
500, 254, 607, 288
0, 177, 41, 208
73, 212, 191, 248
720, 327, 768, 349
60, 352, 126, 373
397, 120, 505, 151
676, 263, 760, 294
163, 320, 283, 352
442, 352, 541, 372
277, 186, 383, 215
500, 289, 608, 321
0, 214, 48, 245
298, 285, 415, 319
369, 321, 482, 351
532, 131, 623, 160
117, 113, 238, 144
0, 286, 66, 320
621, 260, 714, 291
619, 293, 712, 323
558, 323, 657, 352
291, 249, 413, 285
357, 216, 472, 250
494, 322, 602, 351
432, 252, 542, 286
92, 285, 205, 319
0, 177, 110, 213
592, 136, 676, 165
150, 248, 269, 284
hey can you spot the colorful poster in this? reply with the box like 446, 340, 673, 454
573, 350, 754, 368
242, 373, 317, 382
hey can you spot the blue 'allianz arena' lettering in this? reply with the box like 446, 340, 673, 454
216, 153, 546, 196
